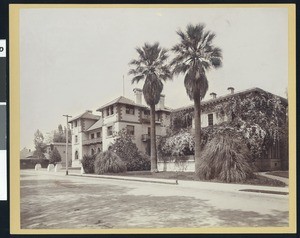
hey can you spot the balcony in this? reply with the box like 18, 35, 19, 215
141, 134, 162, 142
141, 134, 150, 142
141, 115, 161, 124
82, 137, 102, 146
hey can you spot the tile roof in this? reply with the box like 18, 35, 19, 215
172, 87, 288, 112
69, 111, 100, 123
86, 118, 103, 131
96, 96, 147, 111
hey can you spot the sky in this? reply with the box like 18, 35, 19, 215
19, 6, 288, 150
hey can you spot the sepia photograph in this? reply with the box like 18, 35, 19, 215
10, 4, 296, 234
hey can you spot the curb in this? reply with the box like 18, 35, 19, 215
69, 173, 178, 185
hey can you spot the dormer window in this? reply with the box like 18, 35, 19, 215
126, 105, 135, 115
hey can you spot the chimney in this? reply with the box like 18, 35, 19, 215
86, 110, 93, 113
133, 88, 142, 104
210, 92, 217, 99
227, 87, 235, 94
159, 94, 165, 109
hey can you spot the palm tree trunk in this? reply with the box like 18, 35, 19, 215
150, 104, 158, 172
194, 97, 201, 171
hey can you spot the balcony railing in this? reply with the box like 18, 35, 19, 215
141, 134, 150, 142
141, 134, 162, 142
82, 137, 102, 145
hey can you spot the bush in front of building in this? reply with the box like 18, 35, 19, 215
94, 150, 127, 174
196, 129, 254, 183
110, 130, 151, 171
49, 147, 62, 165
81, 154, 96, 174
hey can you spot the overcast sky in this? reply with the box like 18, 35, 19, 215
19, 6, 288, 150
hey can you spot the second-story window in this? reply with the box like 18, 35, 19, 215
126, 105, 135, 115
107, 126, 113, 136
96, 132, 101, 138
126, 125, 135, 136
74, 121, 77, 127
91, 133, 94, 139
75, 135, 78, 143
208, 113, 214, 126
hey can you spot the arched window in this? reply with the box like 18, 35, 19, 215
91, 149, 95, 155
75, 151, 79, 160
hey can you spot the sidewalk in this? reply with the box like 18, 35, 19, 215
27, 169, 289, 196
258, 172, 289, 185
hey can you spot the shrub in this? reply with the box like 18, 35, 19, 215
111, 130, 151, 171
196, 129, 254, 183
81, 154, 96, 174
126, 153, 151, 171
158, 129, 194, 157
94, 150, 126, 174
49, 147, 61, 165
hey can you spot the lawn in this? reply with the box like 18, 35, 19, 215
266, 171, 289, 178
105, 171, 286, 187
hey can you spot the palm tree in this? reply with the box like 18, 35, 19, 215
170, 24, 223, 171
128, 42, 171, 172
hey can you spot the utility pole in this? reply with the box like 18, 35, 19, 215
63, 114, 72, 175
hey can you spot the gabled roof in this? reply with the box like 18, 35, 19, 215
87, 118, 103, 131
69, 111, 100, 123
96, 96, 147, 111
172, 87, 288, 112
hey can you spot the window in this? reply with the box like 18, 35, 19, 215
144, 110, 150, 116
208, 114, 214, 126
75, 151, 79, 160
107, 126, 113, 136
75, 135, 78, 143
74, 121, 77, 127
106, 106, 114, 116
91, 149, 95, 155
126, 125, 135, 136
91, 133, 94, 139
97, 148, 101, 153
96, 132, 101, 138
126, 105, 135, 115
148, 127, 151, 135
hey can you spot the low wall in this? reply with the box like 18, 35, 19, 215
158, 155, 195, 172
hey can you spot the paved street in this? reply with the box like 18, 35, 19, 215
20, 170, 289, 229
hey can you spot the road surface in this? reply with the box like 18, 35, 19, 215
20, 170, 289, 229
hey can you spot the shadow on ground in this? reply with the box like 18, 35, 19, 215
20, 175, 289, 229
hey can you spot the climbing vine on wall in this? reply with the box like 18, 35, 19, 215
160, 90, 288, 161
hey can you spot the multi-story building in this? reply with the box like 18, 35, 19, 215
70, 86, 288, 171
69, 88, 171, 167
162, 87, 288, 171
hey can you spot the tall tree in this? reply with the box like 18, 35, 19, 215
33, 129, 46, 160
129, 42, 172, 172
170, 24, 223, 171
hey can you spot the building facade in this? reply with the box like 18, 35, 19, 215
69, 88, 171, 167
69, 87, 288, 171
160, 87, 288, 172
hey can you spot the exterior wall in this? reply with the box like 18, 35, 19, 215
157, 156, 195, 172
50, 144, 72, 166
119, 104, 140, 123
102, 123, 117, 151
